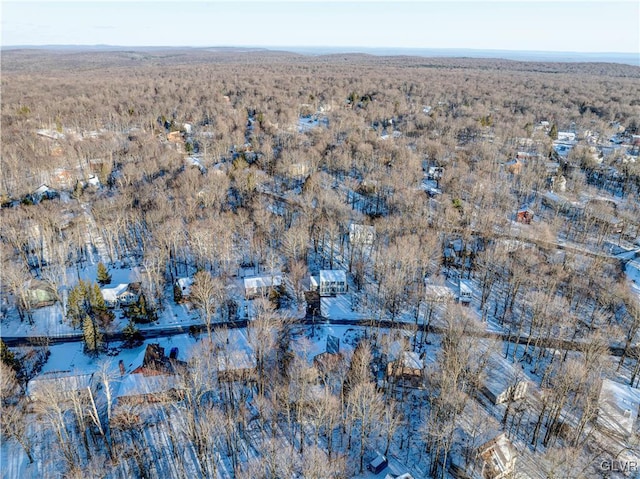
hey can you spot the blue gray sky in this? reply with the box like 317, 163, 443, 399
2, 1, 639, 54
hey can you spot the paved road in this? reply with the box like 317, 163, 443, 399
2, 315, 634, 357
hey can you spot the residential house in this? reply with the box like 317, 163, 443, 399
115, 344, 186, 405
243, 274, 283, 299
477, 433, 517, 479
424, 284, 456, 303
32, 184, 59, 202
313, 351, 344, 378
316, 270, 347, 296
50, 168, 76, 190
132, 343, 184, 375
505, 159, 523, 175
597, 378, 640, 438
25, 280, 58, 309
174, 277, 193, 302
27, 371, 94, 403
386, 351, 425, 384
458, 279, 473, 305
516, 207, 534, 225
116, 374, 183, 405
482, 355, 529, 405
167, 131, 184, 144
216, 349, 257, 382
100, 283, 138, 308
349, 223, 375, 246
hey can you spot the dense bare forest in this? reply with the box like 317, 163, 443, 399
1, 48, 640, 479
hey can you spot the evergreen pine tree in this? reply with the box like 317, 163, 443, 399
128, 292, 154, 323
90, 283, 107, 312
122, 320, 142, 348
96, 262, 111, 285
82, 315, 103, 355
549, 123, 558, 140
173, 283, 183, 303
0, 339, 17, 370
66, 282, 85, 328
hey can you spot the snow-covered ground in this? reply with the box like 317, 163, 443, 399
321, 295, 368, 320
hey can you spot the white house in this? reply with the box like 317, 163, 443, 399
482, 355, 529, 405
318, 270, 347, 296
597, 378, 640, 437
243, 274, 283, 298
349, 223, 375, 246
101, 283, 137, 308
458, 279, 473, 305
175, 277, 193, 299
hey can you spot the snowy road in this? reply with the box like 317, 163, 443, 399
1, 315, 634, 357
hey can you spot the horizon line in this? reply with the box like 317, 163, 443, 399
2, 44, 638, 55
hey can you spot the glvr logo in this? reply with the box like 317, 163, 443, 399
600, 460, 639, 473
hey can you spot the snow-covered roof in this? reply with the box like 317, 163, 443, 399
349, 223, 374, 234
557, 131, 576, 142
243, 274, 283, 290
100, 283, 130, 303
176, 277, 193, 295
34, 184, 53, 195
459, 279, 473, 294
625, 260, 640, 285
400, 351, 423, 370
116, 373, 178, 399
216, 349, 256, 372
483, 354, 527, 398
424, 284, 455, 301
27, 372, 93, 400
478, 433, 516, 477
598, 378, 640, 437
319, 270, 346, 283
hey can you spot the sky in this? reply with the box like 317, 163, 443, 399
2, 1, 639, 54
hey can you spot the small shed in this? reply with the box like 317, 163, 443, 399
367, 455, 388, 474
